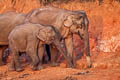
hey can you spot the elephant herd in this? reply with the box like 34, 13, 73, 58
0, 6, 92, 72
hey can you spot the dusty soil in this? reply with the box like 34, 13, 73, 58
0, 0, 120, 80
0, 52, 120, 80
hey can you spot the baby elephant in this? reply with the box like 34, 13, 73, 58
8, 22, 73, 72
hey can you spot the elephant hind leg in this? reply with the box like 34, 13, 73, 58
0, 46, 7, 66
8, 57, 15, 71
8, 50, 23, 72
0, 48, 4, 66
9, 43, 23, 72
13, 51, 23, 72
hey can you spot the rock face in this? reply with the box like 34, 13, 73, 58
0, 0, 120, 53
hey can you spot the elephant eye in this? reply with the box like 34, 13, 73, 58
78, 16, 82, 19
51, 36, 55, 40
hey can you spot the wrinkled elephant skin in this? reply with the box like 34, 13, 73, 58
0, 11, 26, 65
26, 6, 92, 68
8, 22, 73, 72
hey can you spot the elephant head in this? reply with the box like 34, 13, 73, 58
37, 26, 74, 68
37, 26, 56, 44
63, 11, 92, 68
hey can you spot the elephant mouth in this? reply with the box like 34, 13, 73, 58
78, 31, 83, 40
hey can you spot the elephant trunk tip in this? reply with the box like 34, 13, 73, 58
86, 56, 92, 68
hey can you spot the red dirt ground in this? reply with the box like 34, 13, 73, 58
0, 0, 120, 80
0, 52, 120, 80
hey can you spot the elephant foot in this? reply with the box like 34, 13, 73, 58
66, 63, 76, 68
88, 64, 92, 68
67, 64, 75, 68
86, 56, 92, 68
8, 64, 15, 71
50, 62, 59, 67
30, 65, 38, 71
31, 67, 38, 71
16, 67, 23, 72
0, 61, 5, 66
37, 65, 44, 70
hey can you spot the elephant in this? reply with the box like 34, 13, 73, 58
8, 22, 74, 72
0, 11, 26, 66
25, 6, 92, 68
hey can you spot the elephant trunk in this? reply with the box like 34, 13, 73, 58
78, 26, 92, 68
84, 31, 92, 68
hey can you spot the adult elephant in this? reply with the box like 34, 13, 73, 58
0, 11, 26, 65
26, 6, 92, 68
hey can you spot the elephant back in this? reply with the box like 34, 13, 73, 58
0, 11, 26, 45
25, 6, 72, 38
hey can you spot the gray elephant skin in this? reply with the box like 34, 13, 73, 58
8, 22, 74, 72
0, 11, 26, 65
25, 6, 92, 68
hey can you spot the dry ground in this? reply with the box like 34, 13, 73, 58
0, 52, 120, 80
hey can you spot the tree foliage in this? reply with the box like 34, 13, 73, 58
40, 0, 120, 5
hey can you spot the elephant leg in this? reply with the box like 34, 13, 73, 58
82, 31, 92, 68
65, 35, 75, 67
0, 46, 7, 66
26, 39, 40, 70
45, 44, 50, 62
65, 36, 73, 56
37, 44, 44, 70
8, 40, 23, 71
10, 50, 23, 72
26, 49, 39, 71
0, 48, 4, 66
8, 55, 15, 71
14, 52, 23, 72
50, 45, 59, 66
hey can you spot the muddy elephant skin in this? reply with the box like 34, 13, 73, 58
8, 22, 73, 72
0, 11, 26, 65
25, 6, 92, 68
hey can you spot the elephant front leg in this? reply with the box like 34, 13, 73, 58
50, 45, 59, 67
37, 44, 44, 70
27, 49, 39, 71
65, 35, 76, 68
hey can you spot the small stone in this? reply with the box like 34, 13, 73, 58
19, 73, 29, 78
6, 77, 13, 80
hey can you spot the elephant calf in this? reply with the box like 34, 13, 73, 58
8, 22, 74, 72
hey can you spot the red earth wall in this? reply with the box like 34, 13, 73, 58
0, 0, 120, 53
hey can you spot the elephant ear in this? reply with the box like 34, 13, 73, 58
37, 29, 46, 42
37, 27, 55, 43
64, 15, 73, 27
